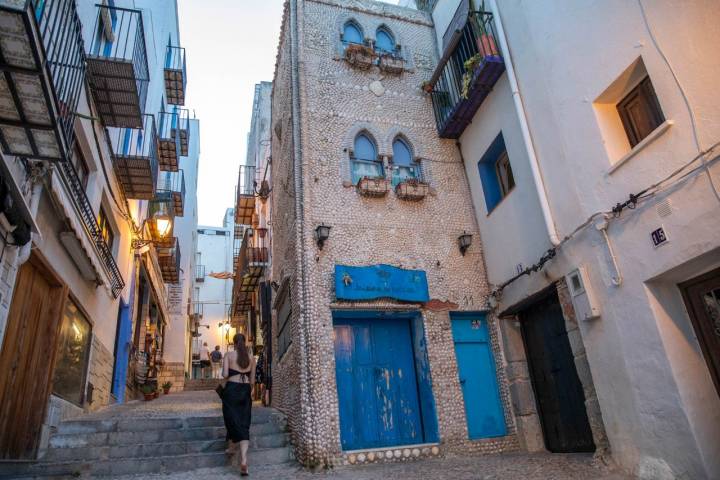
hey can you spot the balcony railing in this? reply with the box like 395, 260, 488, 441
157, 169, 185, 217
195, 264, 206, 282
0, 0, 86, 162
158, 236, 181, 284
157, 110, 180, 171
429, 10, 504, 139
86, 5, 149, 128
235, 165, 257, 225
174, 108, 190, 156
164, 45, 186, 106
232, 228, 268, 315
109, 114, 159, 200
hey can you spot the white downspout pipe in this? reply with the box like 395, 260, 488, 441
488, 0, 561, 246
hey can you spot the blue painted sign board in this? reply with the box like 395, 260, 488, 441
335, 264, 429, 303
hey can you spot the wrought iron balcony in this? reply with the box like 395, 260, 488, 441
0, 0, 85, 162
157, 169, 185, 217
234, 165, 256, 225
195, 264, 205, 282
158, 236, 181, 284
164, 46, 186, 106
232, 228, 268, 314
175, 108, 190, 156
109, 114, 159, 200
428, 9, 504, 139
86, 5, 149, 129
157, 110, 180, 171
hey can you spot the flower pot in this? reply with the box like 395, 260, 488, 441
395, 181, 429, 201
143, 393, 154, 401
154, 391, 159, 399
344, 44, 377, 69
163, 388, 171, 395
477, 34, 499, 56
356, 177, 390, 197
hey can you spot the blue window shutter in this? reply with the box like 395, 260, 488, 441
478, 133, 506, 213
343, 22, 363, 44
376, 28, 395, 53
392, 138, 412, 166
354, 134, 376, 161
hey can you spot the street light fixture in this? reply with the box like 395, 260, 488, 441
458, 231, 472, 256
315, 224, 331, 250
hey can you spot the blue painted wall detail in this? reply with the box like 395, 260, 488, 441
335, 265, 429, 303
450, 312, 507, 439
333, 311, 437, 450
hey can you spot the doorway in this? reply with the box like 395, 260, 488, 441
0, 254, 67, 459
520, 291, 595, 453
680, 267, 720, 397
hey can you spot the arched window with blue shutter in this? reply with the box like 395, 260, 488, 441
391, 137, 419, 185
342, 21, 364, 46
376, 27, 395, 54
351, 133, 383, 183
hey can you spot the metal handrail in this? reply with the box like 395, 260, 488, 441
236, 165, 256, 197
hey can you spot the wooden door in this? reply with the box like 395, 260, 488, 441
333, 317, 423, 450
680, 267, 720, 397
450, 313, 507, 439
0, 255, 66, 459
520, 292, 595, 453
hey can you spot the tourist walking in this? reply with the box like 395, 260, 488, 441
222, 333, 255, 476
200, 342, 211, 379
211, 345, 223, 379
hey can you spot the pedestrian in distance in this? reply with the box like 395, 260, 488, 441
211, 345, 223, 379
221, 333, 256, 476
200, 342, 211, 379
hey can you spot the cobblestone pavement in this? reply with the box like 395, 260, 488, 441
107, 452, 631, 479
83, 389, 223, 419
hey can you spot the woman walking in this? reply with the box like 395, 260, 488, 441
222, 333, 256, 476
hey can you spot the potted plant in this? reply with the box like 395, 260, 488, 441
140, 384, 155, 401
154, 389, 160, 399
356, 176, 390, 197
420, 80, 433, 94
344, 43, 377, 69
162, 381, 173, 394
395, 178, 430, 201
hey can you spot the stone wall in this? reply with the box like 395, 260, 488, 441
269, 0, 519, 468
86, 334, 114, 411
158, 361, 186, 392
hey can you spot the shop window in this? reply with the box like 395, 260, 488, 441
617, 76, 665, 148
97, 206, 115, 251
52, 299, 92, 407
351, 133, 383, 183
391, 137, 420, 186
342, 21, 363, 46
478, 133, 514, 213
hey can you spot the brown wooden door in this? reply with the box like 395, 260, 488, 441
681, 267, 720, 398
0, 256, 67, 459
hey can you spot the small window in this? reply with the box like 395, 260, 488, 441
342, 21, 363, 45
375, 27, 395, 54
617, 76, 665, 147
351, 133, 383, 183
72, 144, 90, 190
391, 137, 420, 186
478, 133, 514, 213
97, 207, 115, 250
52, 299, 92, 407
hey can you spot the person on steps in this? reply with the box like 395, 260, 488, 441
211, 345, 223, 379
222, 333, 255, 476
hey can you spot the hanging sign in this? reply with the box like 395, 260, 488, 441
335, 264, 430, 303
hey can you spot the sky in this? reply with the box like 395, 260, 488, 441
178, 0, 402, 226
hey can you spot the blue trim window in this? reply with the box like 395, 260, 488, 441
351, 133, 383, 183
376, 27, 395, 54
342, 21, 363, 46
391, 137, 419, 186
478, 133, 515, 213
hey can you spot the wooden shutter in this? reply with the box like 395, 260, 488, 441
617, 76, 665, 147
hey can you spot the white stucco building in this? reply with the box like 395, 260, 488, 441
426, 0, 720, 478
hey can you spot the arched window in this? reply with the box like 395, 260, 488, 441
351, 133, 383, 183
342, 21, 363, 45
375, 27, 395, 54
391, 137, 419, 185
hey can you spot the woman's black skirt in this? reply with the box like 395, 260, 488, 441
222, 382, 252, 442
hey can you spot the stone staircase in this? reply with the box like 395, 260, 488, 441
0, 406, 293, 478
183, 378, 221, 391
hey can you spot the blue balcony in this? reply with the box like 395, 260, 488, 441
86, 5, 149, 129
0, 0, 86, 161
164, 45, 186, 106
429, 10, 504, 139
157, 169, 185, 217
109, 114, 158, 200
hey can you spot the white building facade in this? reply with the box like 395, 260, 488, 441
427, 0, 720, 478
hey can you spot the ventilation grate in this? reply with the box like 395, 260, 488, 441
656, 198, 672, 218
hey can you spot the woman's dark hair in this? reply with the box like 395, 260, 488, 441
233, 333, 250, 369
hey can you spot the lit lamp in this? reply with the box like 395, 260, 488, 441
154, 213, 172, 238
315, 224, 331, 250
458, 231, 472, 256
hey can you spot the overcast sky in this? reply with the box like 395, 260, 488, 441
178, 0, 402, 226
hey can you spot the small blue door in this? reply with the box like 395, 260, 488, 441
451, 313, 507, 439
334, 316, 424, 450
111, 300, 132, 403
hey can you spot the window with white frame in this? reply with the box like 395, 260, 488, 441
391, 137, 420, 186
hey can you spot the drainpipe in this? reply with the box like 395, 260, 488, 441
488, 0, 561, 246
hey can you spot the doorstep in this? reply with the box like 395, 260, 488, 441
341, 443, 441, 466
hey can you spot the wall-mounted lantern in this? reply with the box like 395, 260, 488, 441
315, 224, 331, 250
458, 231, 472, 256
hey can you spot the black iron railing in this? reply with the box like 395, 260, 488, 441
164, 45, 186, 105
87, 4, 149, 121
237, 165, 256, 197
157, 169, 185, 197
59, 151, 125, 297
157, 110, 179, 144
0, 0, 86, 161
429, 11, 503, 138
109, 114, 159, 199
195, 264, 206, 282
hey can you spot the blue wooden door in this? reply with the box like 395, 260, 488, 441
334, 317, 423, 450
111, 300, 132, 403
451, 313, 507, 439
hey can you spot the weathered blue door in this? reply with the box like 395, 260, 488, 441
111, 300, 132, 403
451, 313, 507, 439
334, 316, 424, 450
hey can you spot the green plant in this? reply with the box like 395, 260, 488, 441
162, 381, 173, 390
140, 384, 154, 395
460, 53, 483, 99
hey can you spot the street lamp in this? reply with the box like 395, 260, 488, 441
315, 224, 331, 250
458, 231, 472, 256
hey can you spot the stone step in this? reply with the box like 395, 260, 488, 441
250, 446, 294, 466
43, 439, 226, 462
55, 415, 225, 435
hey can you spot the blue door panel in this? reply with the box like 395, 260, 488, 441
334, 326, 356, 447
451, 314, 507, 439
